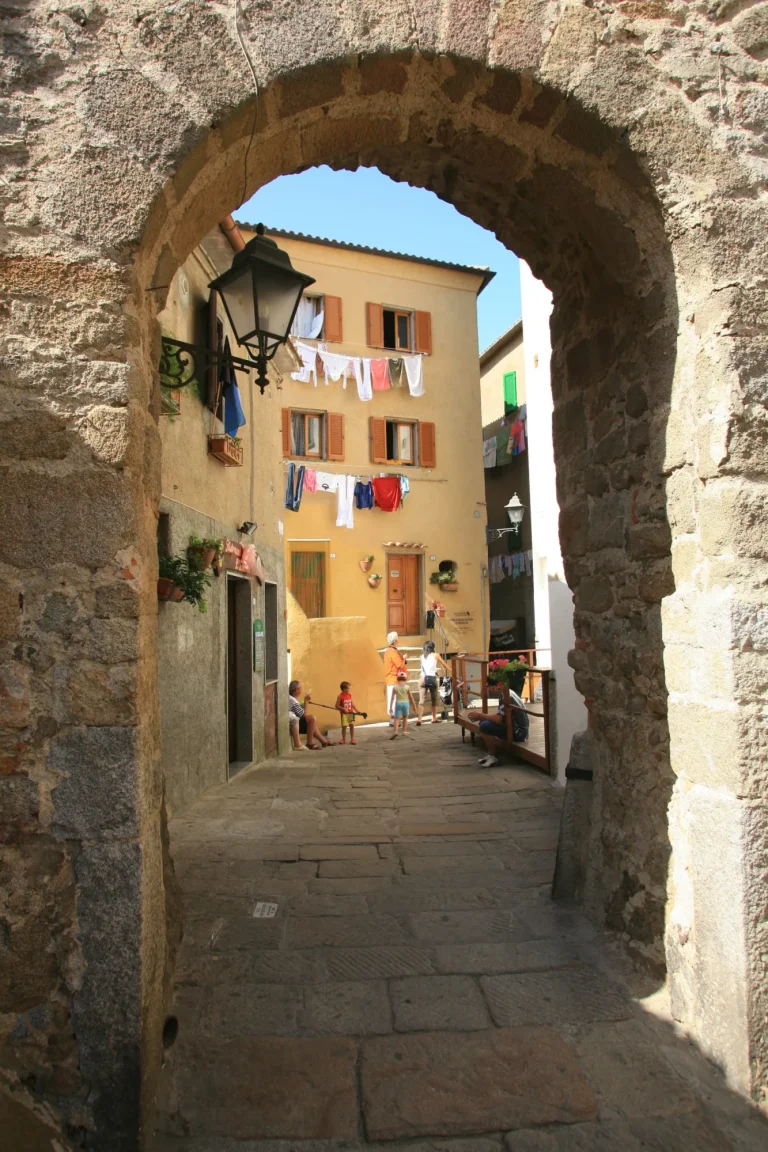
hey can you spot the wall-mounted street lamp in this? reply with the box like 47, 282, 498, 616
159, 225, 315, 395
486, 493, 526, 542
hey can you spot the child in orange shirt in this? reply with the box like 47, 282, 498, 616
336, 681, 361, 745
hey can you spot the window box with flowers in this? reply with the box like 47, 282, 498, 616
487, 655, 528, 697
208, 434, 243, 467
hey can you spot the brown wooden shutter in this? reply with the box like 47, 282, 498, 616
414, 310, 432, 355
324, 295, 343, 343
327, 412, 345, 461
366, 302, 384, 348
207, 292, 221, 409
419, 421, 436, 468
281, 408, 291, 457
370, 416, 388, 464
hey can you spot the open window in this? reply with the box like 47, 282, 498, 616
282, 409, 345, 461
370, 417, 436, 468
290, 294, 343, 342
366, 303, 432, 354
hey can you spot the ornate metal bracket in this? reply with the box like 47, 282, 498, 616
159, 337, 271, 393
486, 526, 521, 543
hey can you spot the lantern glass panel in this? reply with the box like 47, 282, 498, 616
217, 265, 256, 344
254, 265, 305, 344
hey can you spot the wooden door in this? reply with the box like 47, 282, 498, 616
387, 554, 420, 635
263, 681, 277, 758
227, 580, 238, 762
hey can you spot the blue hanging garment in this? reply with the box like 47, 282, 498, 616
221, 337, 246, 437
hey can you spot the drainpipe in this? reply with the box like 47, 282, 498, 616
220, 214, 246, 252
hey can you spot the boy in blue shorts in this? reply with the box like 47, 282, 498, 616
390, 669, 416, 739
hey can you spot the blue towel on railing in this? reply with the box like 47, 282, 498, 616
221, 337, 246, 437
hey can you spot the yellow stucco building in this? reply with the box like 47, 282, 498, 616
237, 226, 493, 723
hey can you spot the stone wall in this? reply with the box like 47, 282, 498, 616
1, 0, 767, 1144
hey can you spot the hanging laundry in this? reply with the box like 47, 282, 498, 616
354, 359, 373, 402
518, 403, 527, 423
291, 340, 320, 386
371, 359, 390, 391
502, 555, 513, 578
285, 462, 304, 512
303, 468, 317, 493
372, 476, 401, 512
389, 357, 407, 389
512, 553, 521, 579
293, 298, 325, 340
399, 475, 410, 503
354, 480, 374, 509
319, 350, 353, 386
509, 419, 526, 455
220, 338, 246, 437
495, 425, 510, 460
314, 471, 339, 493
336, 474, 355, 529
403, 354, 425, 397
483, 436, 497, 469
489, 555, 504, 584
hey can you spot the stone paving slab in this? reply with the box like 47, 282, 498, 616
361, 1028, 598, 1138
434, 939, 583, 975
174, 1037, 359, 1139
322, 947, 437, 981
390, 975, 491, 1032
302, 980, 392, 1035
299, 844, 381, 860
408, 910, 530, 945
199, 983, 302, 1037
481, 970, 632, 1028
318, 859, 402, 878
286, 914, 410, 949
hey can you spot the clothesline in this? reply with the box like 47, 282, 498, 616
285, 464, 410, 527
290, 339, 425, 401
489, 550, 533, 583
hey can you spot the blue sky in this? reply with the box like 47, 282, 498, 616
236, 166, 520, 352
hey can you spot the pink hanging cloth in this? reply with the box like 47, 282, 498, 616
371, 359, 390, 391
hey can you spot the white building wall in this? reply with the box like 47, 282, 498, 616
520, 261, 587, 782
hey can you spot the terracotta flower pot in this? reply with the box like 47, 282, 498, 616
367, 576, 382, 588
188, 545, 217, 571
441, 583, 459, 592
170, 584, 186, 602
359, 559, 373, 573
157, 577, 176, 601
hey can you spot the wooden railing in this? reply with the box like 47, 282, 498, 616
450, 652, 552, 775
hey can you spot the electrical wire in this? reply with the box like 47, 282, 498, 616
235, 0, 261, 208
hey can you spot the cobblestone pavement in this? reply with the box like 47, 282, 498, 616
152, 723, 768, 1151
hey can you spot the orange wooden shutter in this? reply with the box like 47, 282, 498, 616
414, 310, 432, 355
281, 408, 291, 457
370, 416, 388, 464
324, 295, 343, 343
366, 302, 384, 348
419, 421, 436, 468
327, 412, 345, 461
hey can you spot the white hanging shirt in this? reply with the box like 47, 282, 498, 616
336, 474, 355, 530
319, 350, 353, 386
403, 354, 425, 397
314, 471, 339, 493
291, 341, 319, 386
354, 358, 373, 402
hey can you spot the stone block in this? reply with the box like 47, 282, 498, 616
629, 522, 672, 559
50, 727, 138, 840
318, 859, 401, 877
94, 581, 141, 619
199, 983, 302, 1037
302, 980, 392, 1035
63, 663, 137, 725
0, 410, 71, 461
408, 909, 528, 945
434, 938, 581, 975
173, 1036, 359, 1138
358, 54, 409, 96
361, 1028, 597, 1138
481, 969, 631, 1027
299, 844, 379, 860
577, 576, 613, 614
0, 663, 30, 729
323, 948, 436, 981
286, 914, 409, 949
81, 405, 131, 467
390, 975, 491, 1031
0, 585, 20, 641
82, 618, 139, 663
301, 116, 401, 168
0, 774, 39, 824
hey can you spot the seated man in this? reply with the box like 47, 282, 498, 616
467, 690, 529, 769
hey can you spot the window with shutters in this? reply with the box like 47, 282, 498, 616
370, 417, 436, 468
283, 409, 345, 461
290, 294, 343, 343
503, 370, 518, 413
366, 303, 432, 355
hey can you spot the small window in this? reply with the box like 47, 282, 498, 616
290, 411, 325, 458
385, 419, 416, 465
383, 308, 413, 352
291, 295, 325, 340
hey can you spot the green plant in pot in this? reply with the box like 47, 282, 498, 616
360, 554, 375, 573
180, 560, 212, 613
158, 555, 186, 602
188, 534, 223, 572
487, 655, 528, 696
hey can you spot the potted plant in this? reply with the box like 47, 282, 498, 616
360, 554, 375, 573
188, 535, 223, 572
367, 573, 383, 588
438, 570, 459, 592
208, 433, 243, 467
487, 655, 528, 697
158, 555, 185, 602
180, 561, 212, 614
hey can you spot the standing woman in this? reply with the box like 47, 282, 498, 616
416, 640, 450, 726
383, 631, 408, 719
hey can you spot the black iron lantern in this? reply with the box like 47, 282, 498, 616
486, 492, 527, 543
209, 225, 315, 393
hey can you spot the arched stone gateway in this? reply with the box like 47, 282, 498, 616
1, 1, 766, 1146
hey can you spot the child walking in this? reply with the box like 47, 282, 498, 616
390, 669, 416, 739
335, 681, 361, 745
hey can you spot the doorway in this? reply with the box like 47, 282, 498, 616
226, 575, 253, 772
263, 581, 279, 758
387, 552, 421, 636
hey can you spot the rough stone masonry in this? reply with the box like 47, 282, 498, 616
0, 1, 766, 1148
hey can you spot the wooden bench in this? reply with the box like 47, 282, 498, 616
451, 667, 551, 775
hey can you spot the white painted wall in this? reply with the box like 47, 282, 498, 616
520, 261, 587, 782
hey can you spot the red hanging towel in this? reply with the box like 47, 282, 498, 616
371, 359, 390, 391
372, 476, 401, 512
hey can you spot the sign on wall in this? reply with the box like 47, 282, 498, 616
253, 618, 265, 673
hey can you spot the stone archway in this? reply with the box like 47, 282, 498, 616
2, 3, 766, 1147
